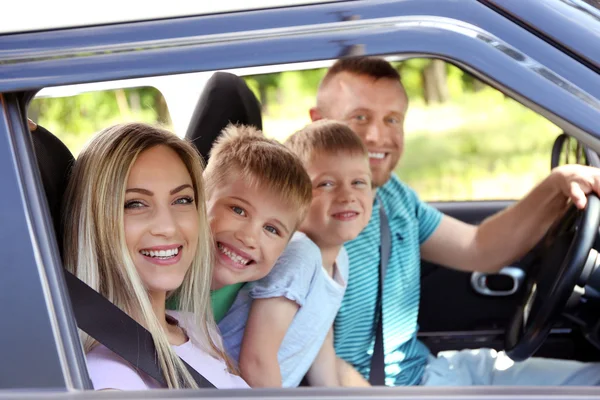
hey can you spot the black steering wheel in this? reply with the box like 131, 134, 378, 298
505, 194, 600, 361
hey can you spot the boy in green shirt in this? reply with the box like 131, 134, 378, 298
172, 124, 312, 322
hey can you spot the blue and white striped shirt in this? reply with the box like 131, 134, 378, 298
334, 175, 442, 386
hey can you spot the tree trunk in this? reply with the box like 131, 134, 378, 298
115, 89, 131, 117
155, 91, 172, 126
422, 60, 449, 104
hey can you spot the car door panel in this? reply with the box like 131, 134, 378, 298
418, 201, 585, 359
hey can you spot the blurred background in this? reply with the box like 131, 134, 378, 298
29, 58, 560, 202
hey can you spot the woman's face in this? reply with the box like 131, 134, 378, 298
123, 145, 199, 295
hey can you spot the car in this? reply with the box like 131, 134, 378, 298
2, 0, 600, 399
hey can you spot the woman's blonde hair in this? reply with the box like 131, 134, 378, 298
62, 122, 228, 389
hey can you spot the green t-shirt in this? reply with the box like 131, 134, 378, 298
211, 283, 244, 323
165, 283, 244, 323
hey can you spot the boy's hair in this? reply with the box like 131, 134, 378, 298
320, 57, 401, 89
204, 124, 312, 225
285, 119, 368, 165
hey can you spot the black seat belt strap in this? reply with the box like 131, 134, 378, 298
369, 199, 391, 386
64, 270, 215, 388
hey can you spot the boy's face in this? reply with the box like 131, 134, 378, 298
207, 174, 298, 289
301, 152, 373, 248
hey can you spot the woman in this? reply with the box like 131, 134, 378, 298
62, 122, 248, 390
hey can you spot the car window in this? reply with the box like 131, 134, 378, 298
29, 87, 171, 156
33, 60, 562, 202
397, 60, 560, 202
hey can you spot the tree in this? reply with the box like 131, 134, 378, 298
422, 60, 449, 104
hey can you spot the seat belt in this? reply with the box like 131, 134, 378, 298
64, 270, 215, 388
369, 199, 391, 386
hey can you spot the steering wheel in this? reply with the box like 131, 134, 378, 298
505, 194, 600, 361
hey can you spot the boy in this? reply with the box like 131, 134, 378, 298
218, 120, 373, 387
201, 124, 313, 321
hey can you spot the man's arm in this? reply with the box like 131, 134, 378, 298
305, 328, 339, 386
421, 165, 600, 273
238, 297, 298, 387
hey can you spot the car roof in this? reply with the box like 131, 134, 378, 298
482, 0, 600, 72
0, 0, 339, 34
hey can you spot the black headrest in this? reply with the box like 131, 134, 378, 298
31, 124, 75, 246
185, 72, 262, 163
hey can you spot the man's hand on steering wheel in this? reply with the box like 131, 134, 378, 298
506, 165, 600, 361
550, 164, 600, 209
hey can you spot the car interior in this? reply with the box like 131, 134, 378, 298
26, 57, 600, 389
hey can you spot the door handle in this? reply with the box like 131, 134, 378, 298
471, 266, 525, 296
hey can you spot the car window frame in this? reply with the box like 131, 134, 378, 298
2, 0, 600, 395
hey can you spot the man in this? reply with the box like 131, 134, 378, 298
310, 57, 600, 386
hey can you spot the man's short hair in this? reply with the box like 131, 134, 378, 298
204, 124, 312, 224
320, 57, 401, 88
285, 119, 368, 165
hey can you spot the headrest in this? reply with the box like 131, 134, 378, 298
31, 124, 75, 247
185, 72, 262, 163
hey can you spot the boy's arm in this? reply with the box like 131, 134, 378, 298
238, 297, 299, 387
305, 328, 340, 386
336, 358, 371, 387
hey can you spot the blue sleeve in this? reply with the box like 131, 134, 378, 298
248, 234, 320, 307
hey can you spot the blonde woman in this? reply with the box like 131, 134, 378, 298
62, 122, 248, 390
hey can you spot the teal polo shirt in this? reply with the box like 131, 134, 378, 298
334, 174, 443, 386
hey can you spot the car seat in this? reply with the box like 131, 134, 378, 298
30, 124, 75, 251
30, 123, 214, 388
185, 71, 262, 163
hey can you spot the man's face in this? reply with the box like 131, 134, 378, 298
315, 72, 408, 188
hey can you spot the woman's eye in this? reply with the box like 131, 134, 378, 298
231, 206, 246, 216
124, 200, 145, 209
264, 225, 279, 235
174, 196, 195, 205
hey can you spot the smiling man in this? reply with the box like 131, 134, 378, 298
311, 57, 600, 386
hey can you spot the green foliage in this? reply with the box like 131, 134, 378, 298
395, 88, 560, 200
29, 87, 165, 155
395, 59, 427, 99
